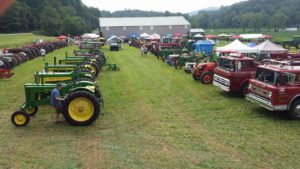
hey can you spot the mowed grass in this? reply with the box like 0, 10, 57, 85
0, 33, 55, 49
0, 44, 300, 168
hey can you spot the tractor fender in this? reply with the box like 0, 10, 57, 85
288, 94, 300, 111
70, 87, 95, 94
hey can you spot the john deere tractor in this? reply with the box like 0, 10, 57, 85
11, 80, 103, 127
34, 71, 94, 84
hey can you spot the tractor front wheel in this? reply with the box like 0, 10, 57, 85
200, 72, 213, 84
11, 111, 30, 127
62, 91, 100, 126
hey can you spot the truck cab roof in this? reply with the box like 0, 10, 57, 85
220, 53, 255, 61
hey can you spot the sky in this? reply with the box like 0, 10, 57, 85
82, 0, 246, 13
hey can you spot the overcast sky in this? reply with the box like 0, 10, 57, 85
82, 0, 246, 13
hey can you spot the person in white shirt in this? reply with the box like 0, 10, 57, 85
40, 48, 46, 61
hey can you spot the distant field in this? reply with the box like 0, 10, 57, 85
206, 28, 300, 42
0, 33, 55, 49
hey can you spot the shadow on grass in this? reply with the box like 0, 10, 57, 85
252, 107, 289, 121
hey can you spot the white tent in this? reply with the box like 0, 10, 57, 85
81, 33, 99, 39
107, 36, 123, 43
147, 33, 161, 40
218, 33, 230, 37
240, 34, 263, 39
194, 34, 203, 38
252, 40, 287, 54
216, 39, 258, 53
140, 33, 150, 38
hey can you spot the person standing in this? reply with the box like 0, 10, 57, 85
140, 45, 145, 57
143, 45, 148, 56
51, 83, 64, 123
40, 48, 46, 61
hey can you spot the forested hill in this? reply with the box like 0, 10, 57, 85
189, 0, 300, 31
0, 0, 299, 35
0, 0, 101, 35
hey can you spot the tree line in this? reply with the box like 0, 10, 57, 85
0, 0, 298, 36
0, 0, 101, 36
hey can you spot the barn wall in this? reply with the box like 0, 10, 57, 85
100, 25, 191, 38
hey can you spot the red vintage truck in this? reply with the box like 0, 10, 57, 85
213, 53, 258, 95
246, 60, 300, 119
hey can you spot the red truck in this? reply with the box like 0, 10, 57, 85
246, 60, 300, 119
213, 53, 258, 95
192, 62, 217, 84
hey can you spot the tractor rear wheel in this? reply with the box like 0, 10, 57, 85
200, 72, 213, 84
288, 100, 300, 120
62, 91, 100, 126
24, 105, 38, 116
90, 62, 100, 77
76, 77, 95, 82
11, 111, 30, 127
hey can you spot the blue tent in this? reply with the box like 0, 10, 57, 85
193, 40, 215, 55
246, 42, 257, 47
128, 33, 139, 38
165, 33, 173, 37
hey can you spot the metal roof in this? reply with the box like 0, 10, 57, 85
190, 28, 205, 33
99, 16, 191, 27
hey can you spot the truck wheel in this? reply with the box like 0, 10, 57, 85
24, 105, 38, 116
192, 71, 200, 81
288, 100, 300, 120
240, 83, 249, 96
62, 91, 100, 126
200, 71, 213, 84
11, 111, 30, 127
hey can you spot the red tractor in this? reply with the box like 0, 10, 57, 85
0, 60, 13, 79
192, 62, 217, 84
246, 60, 300, 119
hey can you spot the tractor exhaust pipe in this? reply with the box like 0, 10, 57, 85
45, 63, 49, 72
54, 56, 56, 65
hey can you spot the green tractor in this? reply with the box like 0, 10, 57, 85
35, 71, 94, 84
11, 80, 103, 127
74, 41, 103, 56
282, 35, 300, 49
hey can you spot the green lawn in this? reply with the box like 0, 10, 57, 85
0, 45, 300, 168
0, 33, 55, 49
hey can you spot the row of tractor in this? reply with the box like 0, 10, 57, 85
11, 41, 116, 127
0, 41, 68, 79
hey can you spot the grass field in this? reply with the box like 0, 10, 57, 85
0, 33, 55, 49
0, 44, 300, 169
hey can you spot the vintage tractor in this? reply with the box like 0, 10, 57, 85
0, 60, 14, 79
192, 62, 217, 84
11, 80, 103, 127
34, 70, 94, 84
282, 35, 300, 49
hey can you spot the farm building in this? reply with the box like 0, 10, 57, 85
99, 16, 191, 38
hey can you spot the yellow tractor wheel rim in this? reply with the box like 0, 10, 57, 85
91, 65, 97, 73
68, 97, 94, 122
14, 114, 26, 125
26, 107, 35, 115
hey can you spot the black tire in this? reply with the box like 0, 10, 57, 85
76, 77, 95, 82
200, 71, 213, 84
62, 91, 100, 126
240, 82, 249, 96
24, 105, 38, 116
90, 62, 100, 77
288, 100, 300, 120
192, 71, 200, 81
11, 111, 30, 127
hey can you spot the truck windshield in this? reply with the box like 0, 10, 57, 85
219, 58, 234, 71
255, 68, 280, 85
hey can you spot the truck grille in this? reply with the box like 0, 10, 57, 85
213, 74, 230, 86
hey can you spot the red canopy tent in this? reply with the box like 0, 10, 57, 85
173, 33, 182, 37
56, 35, 67, 39
205, 35, 217, 39
230, 35, 241, 39
260, 35, 273, 39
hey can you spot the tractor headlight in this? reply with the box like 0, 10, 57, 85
267, 91, 272, 98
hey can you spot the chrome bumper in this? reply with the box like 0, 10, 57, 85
246, 93, 287, 111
